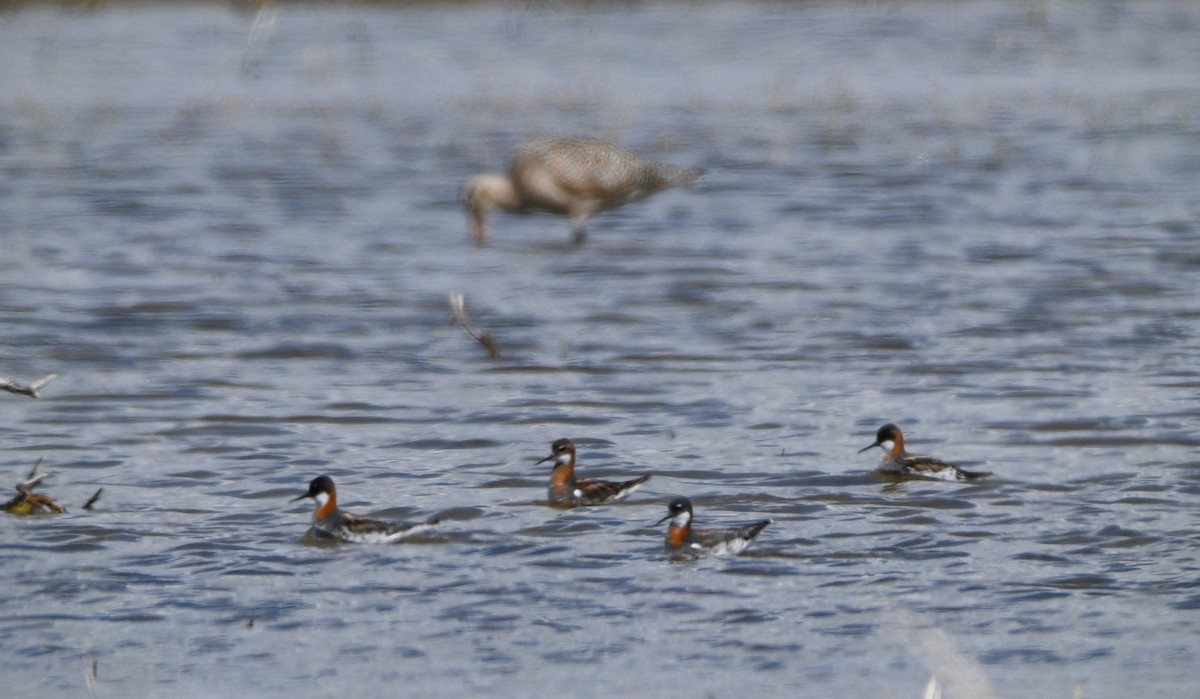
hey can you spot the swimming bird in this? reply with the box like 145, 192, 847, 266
463, 136, 704, 244
292, 475, 439, 543
537, 438, 651, 505
857, 423, 989, 481
657, 496, 771, 556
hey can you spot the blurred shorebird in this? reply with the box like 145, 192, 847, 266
538, 438, 651, 505
858, 423, 989, 482
463, 136, 704, 244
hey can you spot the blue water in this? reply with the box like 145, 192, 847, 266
1, 1, 1198, 697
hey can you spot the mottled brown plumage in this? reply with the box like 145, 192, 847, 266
464, 136, 703, 244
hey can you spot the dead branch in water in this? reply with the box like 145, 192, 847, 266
0, 373, 58, 398
3, 458, 66, 514
83, 488, 104, 511
84, 648, 99, 699
22, 458, 49, 489
449, 292, 500, 358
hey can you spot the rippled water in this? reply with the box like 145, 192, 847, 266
1, 1, 1199, 697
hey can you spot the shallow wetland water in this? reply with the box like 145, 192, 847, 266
1, 1, 1198, 696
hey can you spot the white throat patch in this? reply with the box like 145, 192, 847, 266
879, 439, 896, 453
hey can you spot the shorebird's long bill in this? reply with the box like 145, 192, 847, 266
290, 492, 312, 502
536, 453, 554, 465
655, 512, 674, 525
857, 441, 881, 454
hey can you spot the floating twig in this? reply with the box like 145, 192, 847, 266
83, 648, 99, 699
0, 373, 58, 398
449, 292, 500, 358
240, 3, 281, 78
4, 459, 66, 514
21, 458, 50, 489
5, 484, 66, 515
83, 488, 104, 511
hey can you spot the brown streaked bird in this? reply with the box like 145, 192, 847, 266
292, 476, 439, 544
857, 423, 989, 481
463, 136, 704, 244
657, 497, 771, 556
537, 438, 651, 505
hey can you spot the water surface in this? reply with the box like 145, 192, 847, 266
1, 1, 1198, 697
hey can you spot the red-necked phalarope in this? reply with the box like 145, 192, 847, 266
657, 497, 771, 556
292, 476, 439, 544
463, 136, 704, 245
858, 423, 989, 481
537, 438, 651, 506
